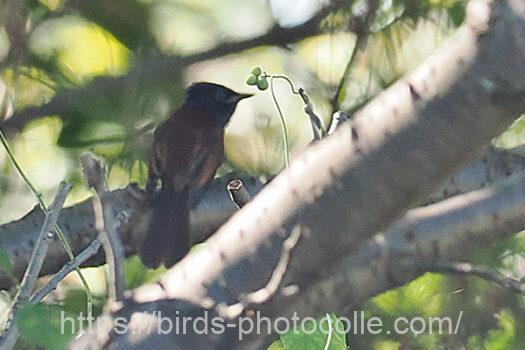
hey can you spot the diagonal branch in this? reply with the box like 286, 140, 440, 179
424, 262, 525, 295
30, 239, 102, 303
0, 182, 70, 350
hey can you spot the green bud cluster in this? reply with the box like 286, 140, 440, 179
246, 66, 268, 90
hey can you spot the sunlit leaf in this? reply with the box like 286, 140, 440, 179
281, 314, 347, 350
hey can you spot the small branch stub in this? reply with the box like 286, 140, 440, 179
227, 179, 251, 209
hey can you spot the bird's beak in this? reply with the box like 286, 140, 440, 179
230, 93, 254, 103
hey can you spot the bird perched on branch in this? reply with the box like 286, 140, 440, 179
139, 82, 253, 268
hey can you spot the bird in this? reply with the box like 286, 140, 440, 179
139, 82, 253, 268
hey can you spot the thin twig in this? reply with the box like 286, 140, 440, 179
0, 182, 70, 350
227, 180, 251, 209
424, 262, 525, 295
30, 239, 102, 303
81, 154, 126, 302
17, 184, 70, 299
216, 226, 302, 319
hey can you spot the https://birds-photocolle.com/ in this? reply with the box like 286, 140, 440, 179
139, 82, 253, 269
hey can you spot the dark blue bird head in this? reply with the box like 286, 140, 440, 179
184, 82, 253, 127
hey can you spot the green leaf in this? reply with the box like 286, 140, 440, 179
494, 114, 525, 148
246, 74, 258, 86
256, 76, 268, 91
17, 303, 76, 349
251, 66, 263, 77
281, 314, 347, 350
268, 340, 284, 349
0, 248, 12, 275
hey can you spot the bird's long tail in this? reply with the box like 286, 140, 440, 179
139, 185, 191, 268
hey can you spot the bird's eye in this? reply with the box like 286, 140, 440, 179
215, 90, 227, 102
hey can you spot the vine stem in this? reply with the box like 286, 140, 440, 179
270, 74, 300, 94
269, 76, 290, 168
0, 127, 93, 317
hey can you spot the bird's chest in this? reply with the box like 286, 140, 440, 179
152, 111, 225, 188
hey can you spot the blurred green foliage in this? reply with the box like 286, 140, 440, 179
1, 0, 525, 349
280, 313, 347, 350
17, 303, 75, 349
